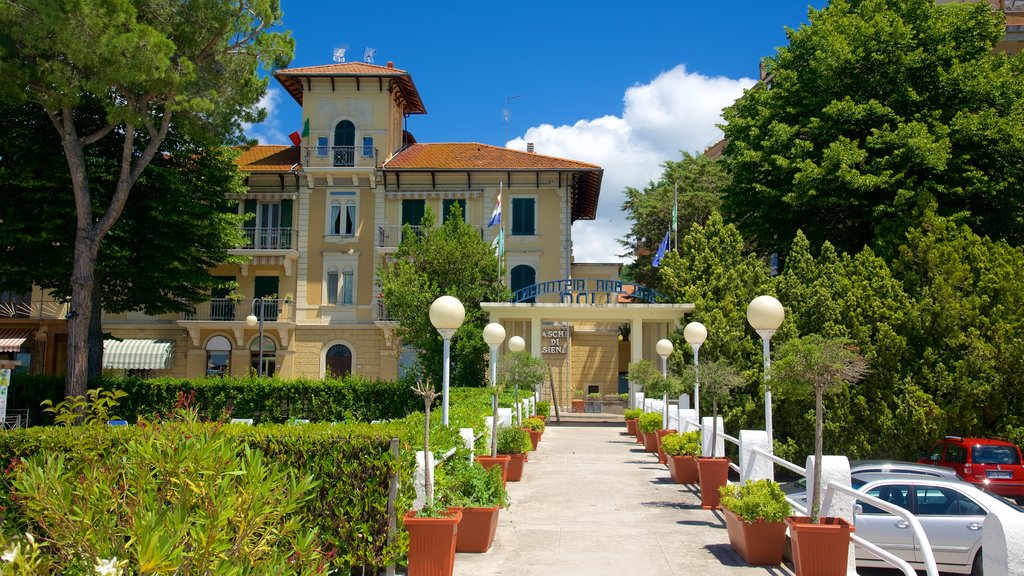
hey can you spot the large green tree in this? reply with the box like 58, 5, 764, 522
0, 102, 246, 375
0, 0, 293, 397
721, 0, 1024, 257
377, 206, 510, 390
620, 152, 729, 288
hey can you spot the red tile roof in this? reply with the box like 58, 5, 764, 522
273, 62, 425, 114
384, 143, 602, 221
236, 145, 300, 172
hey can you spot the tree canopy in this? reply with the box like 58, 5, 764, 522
721, 0, 1024, 257
377, 206, 510, 390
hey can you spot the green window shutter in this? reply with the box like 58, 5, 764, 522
402, 199, 425, 226
280, 199, 293, 248
512, 198, 535, 235
244, 199, 257, 228
443, 199, 463, 223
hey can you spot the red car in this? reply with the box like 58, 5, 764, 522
919, 436, 1024, 503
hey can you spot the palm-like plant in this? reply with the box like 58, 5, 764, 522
774, 335, 868, 522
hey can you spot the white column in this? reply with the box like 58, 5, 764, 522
459, 428, 475, 464
984, 509, 1024, 575
806, 455, 854, 575
739, 430, 773, 483
700, 416, 724, 457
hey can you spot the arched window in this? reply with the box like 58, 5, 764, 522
510, 265, 536, 303
249, 336, 277, 376
205, 335, 231, 377
326, 344, 353, 377
333, 120, 355, 166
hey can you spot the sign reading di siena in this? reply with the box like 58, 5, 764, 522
541, 329, 568, 355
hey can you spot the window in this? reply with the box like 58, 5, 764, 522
317, 137, 329, 157
249, 336, 276, 376
857, 484, 911, 515
333, 120, 355, 167
946, 444, 967, 464
402, 199, 426, 226
326, 268, 339, 304
511, 197, 535, 235
914, 486, 959, 516
205, 335, 231, 377
362, 136, 374, 158
342, 267, 354, 305
510, 265, 537, 303
325, 344, 353, 377
327, 192, 358, 237
244, 200, 292, 249
443, 199, 464, 223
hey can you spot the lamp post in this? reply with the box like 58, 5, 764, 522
656, 338, 673, 430
508, 336, 525, 425
683, 322, 707, 424
429, 295, 465, 426
483, 323, 506, 457
746, 295, 785, 443
245, 298, 266, 377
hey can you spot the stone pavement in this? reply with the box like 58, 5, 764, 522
453, 421, 795, 576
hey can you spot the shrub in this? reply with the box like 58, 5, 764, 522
535, 401, 550, 418
637, 412, 663, 434
718, 479, 791, 523
661, 431, 701, 456
521, 417, 545, 433
435, 459, 508, 509
624, 408, 643, 421
496, 427, 531, 455
586, 392, 602, 400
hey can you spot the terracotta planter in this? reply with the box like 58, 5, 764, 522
722, 506, 786, 565
625, 418, 638, 436
696, 457, 731, 510
786, 516, 855, 576
571, 399, 584, 413
656, 429, 677, 464
474, 455, 511, 485
642, 430, 659, 453
404, 508, 462, 576
666, 454, 699, 484
454, 506, 500, 553
525, 429, 541, 450
635, 426, 644, 444
500, 452, 527, 481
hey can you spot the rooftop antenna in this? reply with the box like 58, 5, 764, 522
363, 47, 377, 63
332, 45, 348, 63
503, 95, 521, 148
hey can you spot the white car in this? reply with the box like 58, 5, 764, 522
852, 473, 1022, 575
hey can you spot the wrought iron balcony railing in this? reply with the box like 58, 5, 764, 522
302, 145, 379, 168
182, 298, 294, 322
240, 227, 296, 250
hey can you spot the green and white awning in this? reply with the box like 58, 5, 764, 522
102, 339, 175, 370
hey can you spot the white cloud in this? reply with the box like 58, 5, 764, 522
509, 65, 755, 264
243, 88, 288, 145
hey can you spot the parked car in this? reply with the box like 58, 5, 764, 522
851, 473, 1022, 576
918, 436, 1024, 504
781, 460, 958, 496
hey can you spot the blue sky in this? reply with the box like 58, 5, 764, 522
247, 0, 828, 262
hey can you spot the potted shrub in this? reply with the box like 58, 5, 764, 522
774, 335, 867, 576
521, 416, 545, 450
404, 379, 462, 576
535, 401, 550, 422
496, 426, 532, 482
637, 412, 663, 454
570, 389, 584, 413
623, 408, 642, 437
718, 479, 791, 565
662, 431, 701, 484
694, 360, 744, 510
436, 458, 508, 553
645, 372, 690, 464
584, 392, 603, 413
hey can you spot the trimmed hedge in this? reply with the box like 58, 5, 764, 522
0, 385, 497, 573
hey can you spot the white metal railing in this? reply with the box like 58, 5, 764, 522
241, 227, 296, 250
301, 145, 379, 169
182, 298, 294, 322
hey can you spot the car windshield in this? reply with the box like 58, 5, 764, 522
972, 445, 1021, 465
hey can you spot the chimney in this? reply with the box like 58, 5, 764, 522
527, 142, 535, 153
386, 61, 394, 69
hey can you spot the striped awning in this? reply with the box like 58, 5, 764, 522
103, 339, 175, 370
0, 328, 33, 353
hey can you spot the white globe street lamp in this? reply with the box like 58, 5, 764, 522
747, 295, 785, 443
430, 295, 465, 426
656, 338, 674, 429
245, 298, 266, 377
683, 321, 707, 424
482, 322, 506, 456
507, 336, 526, 424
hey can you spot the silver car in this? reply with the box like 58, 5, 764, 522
782, 460, 958, 495
852, 473, 1022, 575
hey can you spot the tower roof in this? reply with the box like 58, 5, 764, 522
273, 62, 426, 114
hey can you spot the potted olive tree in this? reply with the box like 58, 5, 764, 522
774, 335, 867, 576
694, 360, 744, 510
497, 349, 547, 426
718, 479, 791, 565
404, 378, 462, 575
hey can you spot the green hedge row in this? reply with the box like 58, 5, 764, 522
0, 386, 496, 572
8, 374, 422, 425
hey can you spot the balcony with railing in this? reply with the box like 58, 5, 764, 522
376, 225, 483, 248
302, 145, 379, 169
181, 298, 294, 322
238, 227, 297, 251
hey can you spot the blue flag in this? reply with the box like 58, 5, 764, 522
652, 230, 670, 268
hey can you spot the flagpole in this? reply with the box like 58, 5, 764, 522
673, 184, 678, 251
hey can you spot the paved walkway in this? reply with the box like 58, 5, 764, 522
454, 422, 796, 576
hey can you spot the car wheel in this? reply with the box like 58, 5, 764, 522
971, 550, 983, 576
